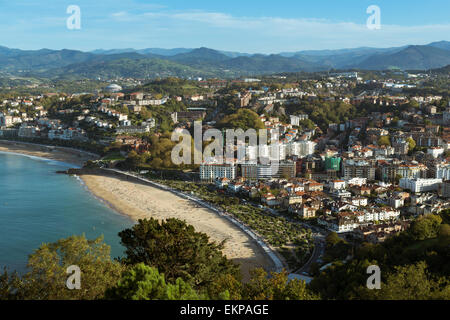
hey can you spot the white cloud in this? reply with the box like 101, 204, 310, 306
2, 5, 449, 52
104, 9, 450, 52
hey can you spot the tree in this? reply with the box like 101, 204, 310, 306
438, 224, 450, 246
378, 135, 391, 147
409, 214, 443, 241
19, 235, 125, 300
0, 268, 21, 300
217, 109, 265, 130
207, 273, 242, 300
124, 150, 142, 170
309, 259, 376, 300
325, 232, 342, 248
406, 137, 416, 151
367, 262, 450, 300
324, 232, 350, 262
242, 268, 318, 300
118, 218, 241, 292
105, 263, 203, 300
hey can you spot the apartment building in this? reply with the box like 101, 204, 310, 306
342, 160, 376, 180
200, 163, 237, 181
399, 178, 443, 193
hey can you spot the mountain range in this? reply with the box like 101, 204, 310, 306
1, 41, 450, 79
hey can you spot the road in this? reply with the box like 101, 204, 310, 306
248, 201, 328, 275
294, 235, 326, 275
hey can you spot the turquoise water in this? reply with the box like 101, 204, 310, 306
0, 152, 135, 273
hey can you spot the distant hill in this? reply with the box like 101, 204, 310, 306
0, 48, 95, 72
355, 45, 450, 70
38, 58, 221, 80
91, 47, 251, 58
220, 54, 323, 73
91, 48, 193, 56
281, 46, 405, 57
167, 47, 231, 65
428, 41, 450, 51
0, 41, 449, 79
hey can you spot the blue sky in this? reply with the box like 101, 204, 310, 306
0, 0, 449, 53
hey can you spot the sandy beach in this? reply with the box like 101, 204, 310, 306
0, 140, 98, 167
81, 173, 274, 280
0, 141, 274, 280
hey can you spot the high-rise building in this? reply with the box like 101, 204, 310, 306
200, 163, 237, 181
342, 160, 376, 180
241, 163, 258, 181
256, 162, 296, 180
436, 163, 450, 180
290, 141, 316, 158
399, 178, 442, 193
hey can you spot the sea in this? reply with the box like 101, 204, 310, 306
0, 151, 134, 273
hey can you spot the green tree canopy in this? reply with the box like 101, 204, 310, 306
365, 262, 450, 300
118, 218, 241, 292
105, 263, 204, 300
407, 137, 416, 151
15, 235, 124, 300
378, 135, 391, 147
242, 268, 318, 300
409, 214, 443, 241
217, 109, 265, 131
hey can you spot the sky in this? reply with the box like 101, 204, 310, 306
0, 0, 449, 53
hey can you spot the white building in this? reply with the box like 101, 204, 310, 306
200, 163, 237, 181
0, 113, 13, 127
290, 141, 316, 158
427, 147, 444, 159
290, 114, 308, 127
436, 163, 450, 181
351, 197, 368, 207
330, 180, 346, 191
18, 125, 38, 138
346, 177, 367, 187
355, 208, 400, 223
256, 162, 296, 180
399, 178, 442, 193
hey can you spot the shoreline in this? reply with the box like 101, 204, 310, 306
0, 142, 277, 280
0, 140, 99, 167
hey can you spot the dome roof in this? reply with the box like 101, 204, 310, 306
105, 84, 122, 92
